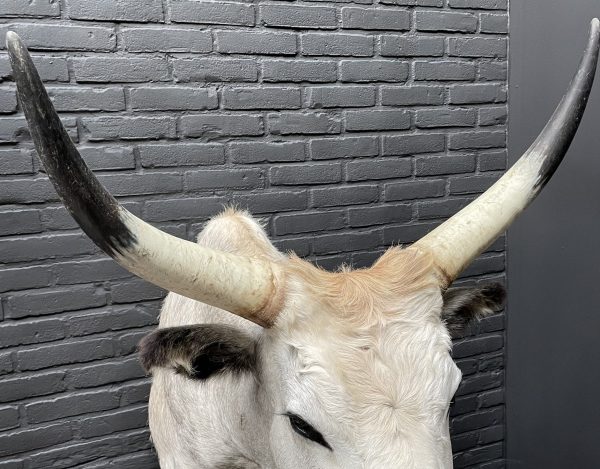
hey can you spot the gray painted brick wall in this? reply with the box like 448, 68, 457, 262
0, 0, 508, 467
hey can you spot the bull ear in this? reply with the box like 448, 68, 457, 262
441, 283, 506, 338
138, 324, 256, 380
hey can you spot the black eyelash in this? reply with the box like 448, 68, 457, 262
286, 412, 332, 451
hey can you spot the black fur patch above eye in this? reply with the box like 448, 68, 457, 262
138, 324, 256, 381
442, 283, 506, 338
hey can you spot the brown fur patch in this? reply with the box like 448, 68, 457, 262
287, 246, 437, 327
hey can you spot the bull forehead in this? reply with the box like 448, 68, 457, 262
270, 259, 460, 464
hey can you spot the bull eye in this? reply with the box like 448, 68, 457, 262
286, 413, 332, 451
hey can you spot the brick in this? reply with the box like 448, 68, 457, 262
451, 407, 503, 434
0, 423, 72, 457
181, 114, 263, 138
48, 87, 125, 112
272, 237, 310, 257
479, 149, 506, 171
274, 211, 346, 235
68, 0, 163, 22
0, 177, 58, 204
73, 57, 169, 83
382, 86, 445, 106
450, 174, 499, 195
453, 334, 504, 358
97, 172, 181, 196
130, 87, 218, 111
416, 11, 477, 32
416, 108, 476, 128
383, 133, 446, 156
380, 0, 443, 5
449, 84, 507, 104
79, 146, 135, 171
348, 204, 412, 227
233, 191, 308, 214
174, 58, 258, 83
185, 168, 263, 191
111, 278, 165, 303
17, 337, 114, 371
0, 265, 52, 293
80, 406, 148, 438
53, 258, 129, 285
68, 357, 146, 389
345, 109, 410, 131
85, 451, 159, 469
479, 388, 505, 409
171, 1, 255, 26
381, 36, 444, 57
480, 106, 507, 126
314, 231, 380, 255
0, 88, 17, 113
308, 86, 376, 108
261, 5, 337, 29
4, 284, 106, 319
268, 112, 341, 135
0, 117, 75, 144
122, 27, 212, 52
230, 141, 306, 164
462, 254, 504, 277
263, 60, 338, 83
347, 159, 411, 181
302, 33, 373, 56
416, 154, 476, 176
1, 0, 60, 17
0, 353, 13, 375
385, 179, 446, 201
139, 143, 225, 168
145, 196, 226, 222
0, 233, 95, 263
26, 429, 150, 468
449, 37, 507, 58
0, 407, 19, 431
310, 136, 378, 160
448, 130, 506, 150
217, 31, 297, 55
341, 60, 409, 82
270, 163, 341, 186
341, 7, 410, 30
0, 372, 67, 403
26, 389, 120, 424
415, 61, 476, 81
383, 221, 441, 244
480, 13, 509, 33
223, 87, 302, 110
0, 208, 41, 236
479, 61, 507, 81
0, 24, 115, 52
0, 55, 69, 82
82, 116, 176, 141
68, 303, 159, 337
417, 197, 472, 220
312, 185, 379, 207
448, 0, 507, 9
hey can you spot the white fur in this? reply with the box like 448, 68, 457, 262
149, 211, 461, 468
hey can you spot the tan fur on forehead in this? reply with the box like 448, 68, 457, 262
287, 246, 437, 327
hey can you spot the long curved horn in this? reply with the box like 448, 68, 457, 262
6, 31, 284, 327
414, 18, 600, 288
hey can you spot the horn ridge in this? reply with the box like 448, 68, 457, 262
413, 19, 600, 287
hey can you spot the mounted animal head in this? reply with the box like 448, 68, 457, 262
5, 19, 600, 467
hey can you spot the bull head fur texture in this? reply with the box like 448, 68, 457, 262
5, 18, 600, 468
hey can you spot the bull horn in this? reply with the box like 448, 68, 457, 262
5, 31, 284, 327
414, 18, 600, 288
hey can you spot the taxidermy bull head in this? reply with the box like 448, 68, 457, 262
5, 18, 599, 468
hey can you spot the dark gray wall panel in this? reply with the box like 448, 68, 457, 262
508, 1, 600, 468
